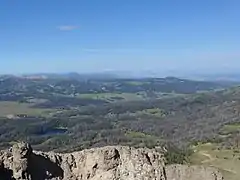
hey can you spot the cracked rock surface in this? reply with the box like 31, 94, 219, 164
0, 142, 223, 180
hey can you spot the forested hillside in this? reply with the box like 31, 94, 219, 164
0, 76, 237, 151
1, 76, 240, 179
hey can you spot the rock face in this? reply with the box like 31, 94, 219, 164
0, 142, 223, 180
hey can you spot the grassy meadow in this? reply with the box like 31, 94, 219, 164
78, 92, 145, 101
190, 143, 240, 180
0, 101, 52, 117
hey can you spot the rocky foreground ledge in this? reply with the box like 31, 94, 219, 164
0, 142, 223, 180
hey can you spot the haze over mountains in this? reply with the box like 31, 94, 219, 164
2, 71, 240, 83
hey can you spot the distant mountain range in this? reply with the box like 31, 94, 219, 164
188, 73, 240, 82
0, 72, 119, 81
2, 72, 240, 83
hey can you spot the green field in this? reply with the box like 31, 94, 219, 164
220, 123, 240, 134
190, 143, 240, 180
124, 81, 149, 86
0, 101, 52, 117
125, 131, 153, 139
154, 92, 186, 98
134, 108, 167, 118
78, 92, 186, 102
78, 92, 145, 101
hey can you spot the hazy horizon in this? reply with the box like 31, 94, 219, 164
1, 0, 240, 74
3, 70, 240, 81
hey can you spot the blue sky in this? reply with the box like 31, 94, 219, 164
0, 0, 240, 75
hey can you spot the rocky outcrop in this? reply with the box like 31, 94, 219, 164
0, 142, 223, 180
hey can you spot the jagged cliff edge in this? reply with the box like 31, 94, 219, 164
0, 142, 223, 180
